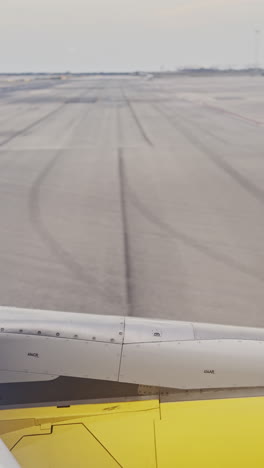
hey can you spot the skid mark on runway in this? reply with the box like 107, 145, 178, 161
153, 103, 264, 207
116, 107, 124, 147
126, 99, 153, 146
29, 152, 88, 282
121, 88, 153, 147
117, 149, 133, 316
0, 103, 66, 147
28, 149, 122, 306
125, 178, 264, 285
0, 87, 93, 148
27, 98, 123, 307
205, 102, 264, 127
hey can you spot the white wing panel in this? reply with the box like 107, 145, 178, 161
119, 339, 264, 389
0, 334, 122, 382
0, 307, 124, 343
124, 317, 194, 343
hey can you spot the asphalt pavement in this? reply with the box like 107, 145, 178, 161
1, 75, 264, 326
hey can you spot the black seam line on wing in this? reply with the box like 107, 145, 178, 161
10, 422, 124, 468
121, 88, 153, 146
0, 332, 124, 343
122, 338, 264, 344
153, 420, 159, 464
154, 102, 264, 207
71, 423, 123, 468
27, 106, 122, 306
0, 103, 66, 147
191, 322, 196, 340
118, 148, 133, 316
125, 176, 264, 284
10, 428, 53, 453
2, 331, 262, 344
117, 319, 126, 382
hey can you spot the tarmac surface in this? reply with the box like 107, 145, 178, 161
1, 75, 264, 326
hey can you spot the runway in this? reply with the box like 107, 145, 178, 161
1, 74, 264, 326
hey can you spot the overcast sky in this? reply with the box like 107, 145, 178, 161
0, 0, 263, 72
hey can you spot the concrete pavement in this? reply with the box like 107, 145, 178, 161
1, 75, 264, 326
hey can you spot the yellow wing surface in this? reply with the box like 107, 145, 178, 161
1, 397, 264, 467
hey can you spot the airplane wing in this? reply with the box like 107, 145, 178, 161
1, 306, 264, 389
1, 396, 264, 467
1, 306, 264, 467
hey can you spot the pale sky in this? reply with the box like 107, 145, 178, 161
0, 0, 263, 72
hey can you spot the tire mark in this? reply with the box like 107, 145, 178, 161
178, 112, 236, 147
124, 170, 264, 285
205, 103, 264, 127
189, 119, 250, 149
151, 87, 264, 127
116, 106, 123, 147
28, 103, 121, 306
0, 103, 66, 147
28, 152, 91, 282
0, 87, 91, 148
121, 88, 153, 146
118, 149, 133, 315
153, 103, 264, 206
